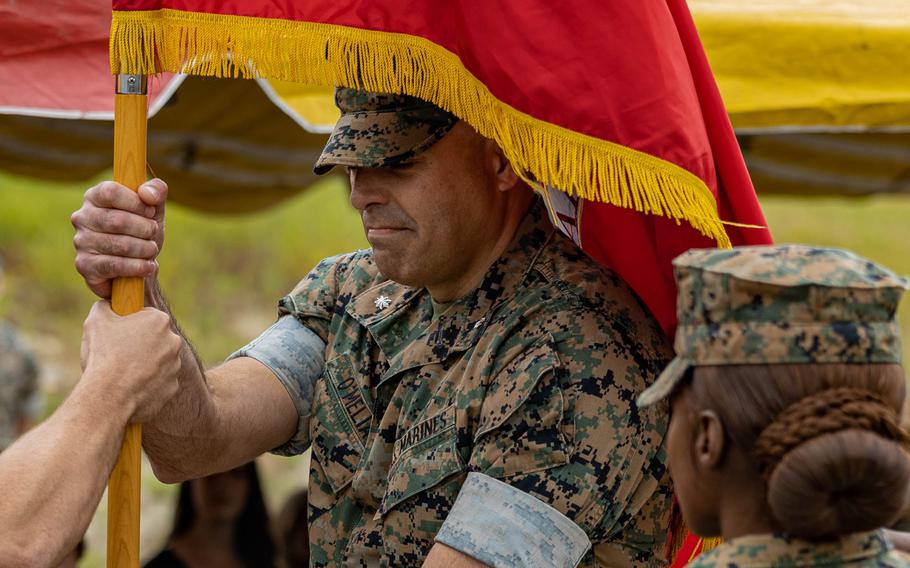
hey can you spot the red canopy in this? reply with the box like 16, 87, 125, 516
0, 0, 337, 213
0, 0, 177, 117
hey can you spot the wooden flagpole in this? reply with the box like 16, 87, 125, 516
107, 73, 148, 568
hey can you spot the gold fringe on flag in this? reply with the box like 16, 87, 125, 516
111, 9, 732, 247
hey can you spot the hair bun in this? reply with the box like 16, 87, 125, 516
766, 430, 910, 540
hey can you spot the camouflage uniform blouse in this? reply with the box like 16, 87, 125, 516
687, 531, 910, 568
264, 202, 673, 567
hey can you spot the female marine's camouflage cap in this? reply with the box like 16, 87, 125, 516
637, 245, 908, 408
314, 88, 458, 174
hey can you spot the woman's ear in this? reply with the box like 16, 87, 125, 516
695, 410, 727, 470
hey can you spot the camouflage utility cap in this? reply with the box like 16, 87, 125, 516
638, 244, 908, 408
314, 88, 458, 174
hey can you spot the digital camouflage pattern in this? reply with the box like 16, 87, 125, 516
638, 245, 908, 407
0, 321, 38, 450
277, 199, 674, 567
313, 88, 458, 175
687, 530, 910, 568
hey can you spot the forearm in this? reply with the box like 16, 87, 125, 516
0, 381, 129, 567
142, 345, 299, 482
423, 543, 490, 568
141, 342, 228, 482
145, 276, 206, 375
141, 277, 226, 480
142, 280, 306, 481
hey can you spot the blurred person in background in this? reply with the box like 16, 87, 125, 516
144, 461, 276, 568
637, 245, 910, 567
276, 488, 309, 568
0, 257, 41, 452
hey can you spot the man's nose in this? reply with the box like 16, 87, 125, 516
348, 168, 387, 211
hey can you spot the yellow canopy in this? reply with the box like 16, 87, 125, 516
694, 0, 910, 197
692, 0, 910, 131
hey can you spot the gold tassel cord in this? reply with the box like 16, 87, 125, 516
692, 537, 724, 560
111, 9, 733, 247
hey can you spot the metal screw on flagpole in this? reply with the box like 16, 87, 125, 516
116, 74, 148, 95
108, 72, 148, 568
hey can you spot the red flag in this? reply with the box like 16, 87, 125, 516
110, 1, 773, 559
110, 0, 771, 336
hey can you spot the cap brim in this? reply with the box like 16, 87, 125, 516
636, 356, 693, 408
313, 110, 455, 175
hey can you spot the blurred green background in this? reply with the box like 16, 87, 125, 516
0, 171, 908, 566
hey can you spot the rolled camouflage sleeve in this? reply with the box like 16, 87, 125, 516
226, 251, 369, 456
227, 316, 325, 456
454, 310, 673, 567
436, 472, 591, 567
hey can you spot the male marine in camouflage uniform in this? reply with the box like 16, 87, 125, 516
637, 245, 910, 568
72, 89, 674, 567
0, 262, 39, 451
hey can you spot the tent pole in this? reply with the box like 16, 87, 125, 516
107, 73, 147, 568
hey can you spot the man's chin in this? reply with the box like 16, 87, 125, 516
372, 250, 421, 287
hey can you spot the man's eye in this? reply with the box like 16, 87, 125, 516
389, 161, 415, 171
